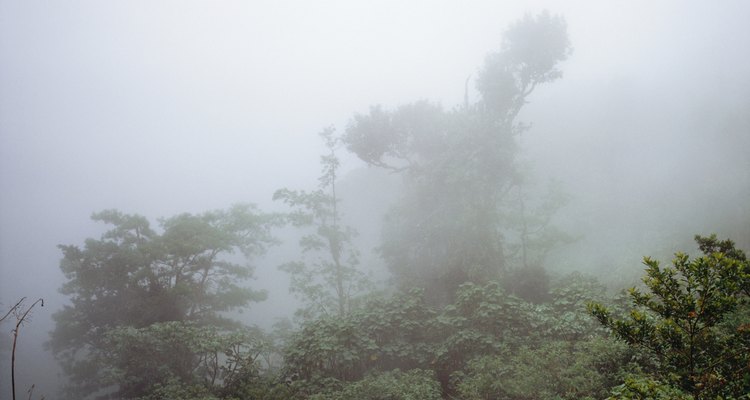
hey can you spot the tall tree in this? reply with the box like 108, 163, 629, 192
274, 128, 371, 320
48, 204, 277, 399
342, 12, 571, 303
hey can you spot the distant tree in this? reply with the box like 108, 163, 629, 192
274, 128, 371, 320
342, 12, 571, 303
502, 178, 576, 302
589, 235, 750, 398
48, 205, 277, 399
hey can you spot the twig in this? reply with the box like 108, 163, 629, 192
0, 298, 26, 324
11, 298, 44, 400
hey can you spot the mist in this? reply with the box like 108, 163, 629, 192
1, 1, 748, 398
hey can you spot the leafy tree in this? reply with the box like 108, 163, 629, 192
342, 12, 572, 303
589, 235, 750, 398
274, 127, 371, 319
48, 205, 277, 399
433, 282, 534, 377
282, 274, 632, 397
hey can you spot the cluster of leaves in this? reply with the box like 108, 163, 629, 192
282, 289, 438, 386
277, 236, 750, 399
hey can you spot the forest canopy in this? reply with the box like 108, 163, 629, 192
7, 9, 743, 400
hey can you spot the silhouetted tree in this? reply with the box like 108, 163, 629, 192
342, 12, 571, 304
48, 205, 277, 399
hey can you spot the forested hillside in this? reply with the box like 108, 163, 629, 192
2, 4, 749, 400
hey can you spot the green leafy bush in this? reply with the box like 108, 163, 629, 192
455, 337, 635, 400
309, 369, 441, 400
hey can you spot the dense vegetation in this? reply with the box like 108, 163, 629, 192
26, 11, 749, 400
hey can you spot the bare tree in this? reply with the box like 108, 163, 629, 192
2, 297, 44, 400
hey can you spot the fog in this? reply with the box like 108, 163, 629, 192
1, 0, 749, 397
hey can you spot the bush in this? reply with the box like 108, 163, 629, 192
589, 235, 750, 398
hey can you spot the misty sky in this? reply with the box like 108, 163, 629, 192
1, 0, 750, 396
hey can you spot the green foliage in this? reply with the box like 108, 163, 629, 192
49, 205, 278, 399
607, 375, 693, 400
283, 289, 437, 385
455, 338, 633, 400
539, 272, 623, 341
434, 281, 533, 375
342, 13, 572, 303
309, 369, 442, 400
589, 235, 750, 398
274, 127, 371, 320
283, 273, 632, 397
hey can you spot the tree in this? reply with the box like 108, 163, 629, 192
342, 12, 571, 304
48, 204, 277, 399
274, 128, 371, 320
1, 297, 45, 400
589, 235, 750, 398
